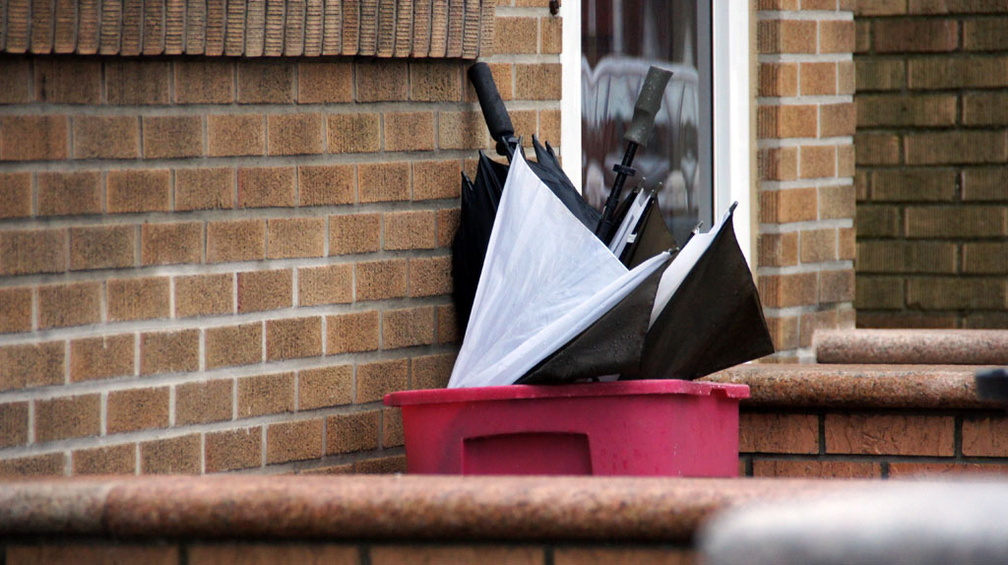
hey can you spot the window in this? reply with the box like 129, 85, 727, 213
560, 0, 751, 261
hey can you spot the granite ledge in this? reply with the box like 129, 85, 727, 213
815, 329, 1008, 365
0, 476, 860, 543
703, 363, 1001, 410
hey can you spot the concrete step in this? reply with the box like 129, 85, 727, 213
814, 329, 1008, 365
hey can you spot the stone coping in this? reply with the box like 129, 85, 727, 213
0, 475, 861, 543
703, 363, 1001, 410
814, 329, 1008, 366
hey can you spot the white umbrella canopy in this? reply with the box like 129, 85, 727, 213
448, 152, 670, 388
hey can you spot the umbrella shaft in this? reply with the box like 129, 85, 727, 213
596, 143, 639, 243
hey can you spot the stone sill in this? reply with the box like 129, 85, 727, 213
704, 363, 1000, 410
814, 329, 1008, 366
1, 475, 860, 543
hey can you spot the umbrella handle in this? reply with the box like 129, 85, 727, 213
625, 66, 673, 147
468, 62, 518, 158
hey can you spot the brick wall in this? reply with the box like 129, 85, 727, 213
854, 1, 1008, 328
0, 1, 563, 476
740, 406, 1008, 478
755, 0, 858, 362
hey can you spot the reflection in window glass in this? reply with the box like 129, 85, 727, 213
582, 0, 712, 244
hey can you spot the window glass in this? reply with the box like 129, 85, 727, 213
581, 0, 712, 244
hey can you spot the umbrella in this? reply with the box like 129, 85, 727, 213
448, 150, 671, 388
636, 203, 775, 381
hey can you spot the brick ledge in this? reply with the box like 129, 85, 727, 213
704, 363, 999, 410
815, 329, 1008, 366
0, 475, 858, 542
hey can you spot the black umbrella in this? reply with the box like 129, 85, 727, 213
636, 204, 775, 381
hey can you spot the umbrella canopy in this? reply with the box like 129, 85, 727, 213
636, 204, 775, 381
452, 143, 600, 334
448, 151, 671, 388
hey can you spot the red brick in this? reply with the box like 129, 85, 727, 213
107, 387, 170, 434
140, 329, 199, 375
357, 259, 408, 301
140, 222, 202, 266
298, 61, 354, 103
73, 115, 140, 159
874, 18, 958, 52
858, 94, 958, 128
0, 342, 65, 392
107, 169, 171, 213
329, 213, 381, 255
799, 62, 836, 96
0, 173, 31, 219
205, 323, 262, 369
188, 544, 357, 564
413, 159, 462, 200
299, 165, 356, 206
298, 365, 354, 410
494, 16, 538, 54
412, 353, 455, 390
356, 60, 408, 102
410, 60, 464, 102
0, 228, 67, 276
410, 256, 452, 297
552, 547, 690, 565
760, 188, 817, 223
758, 232, 799, 267
355, 455, 407, 474
173, 379, 231, 425
359, 161, 411, 203
238, 372, 295, 418
266, 316, 322, 360
0, 453, 66, 476
72, 444, 137, 475
384, 112, 436, 151
207, 219, 267, 263
739, 412, 819, 454
0, 115, 68, 161
385, 210, 437, 250
267, 419, 324, 463
238, 167, 296, 208
382, 407, 404, 448
799, 229, 838, 263
0, 287, 32, 334
825, 413, 954, 456
325, 409, 381, 454
515, 63, 561, 100
69, 225, 136, 271
70, 334, 134, 382
142, 116, 204, 159
326, 311, 380, 353
0, 402, 29, 448
372, 546, 539, 565
175, 168, 235, 211
267, 217, 325, 259
35, 394, 101, 442
327, 113, 381, 153
758, 104, 818, 139
238, 269, 293, 312
175, 60, 235, 103
964, 17, 1008, 51
207, 114, 265, 157
175, 273, 233, 318
382, 307, 435, 349
266, 113, 324, 156
0, 59, 32, 103
758, 146, 799, 181
962, 416, 1008, 456
107, 277, 171, 322
905, 206, 1007, 238
438, 110, 491, 150
38, 282, 102, 329
752, 459, 880, 479
355, 359, 409, 403
205, 427, 262, 472
237, 61, 294, 103
758, 19, 817, 53
106, 61, 170, 104
140, 434, 201, 474
437, 209, 460, 247
37, 171, 102, 217
299, 264, 353, 306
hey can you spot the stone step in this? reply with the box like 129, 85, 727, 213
814, 329, 1008, 366
704, 362, 998, 410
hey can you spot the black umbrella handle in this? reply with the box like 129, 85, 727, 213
625, 66, 673, 147
468, 62, 518, 158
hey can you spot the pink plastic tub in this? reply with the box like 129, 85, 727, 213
383, 379, 749, 477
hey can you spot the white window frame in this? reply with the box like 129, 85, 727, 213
559, 0, 752, 264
